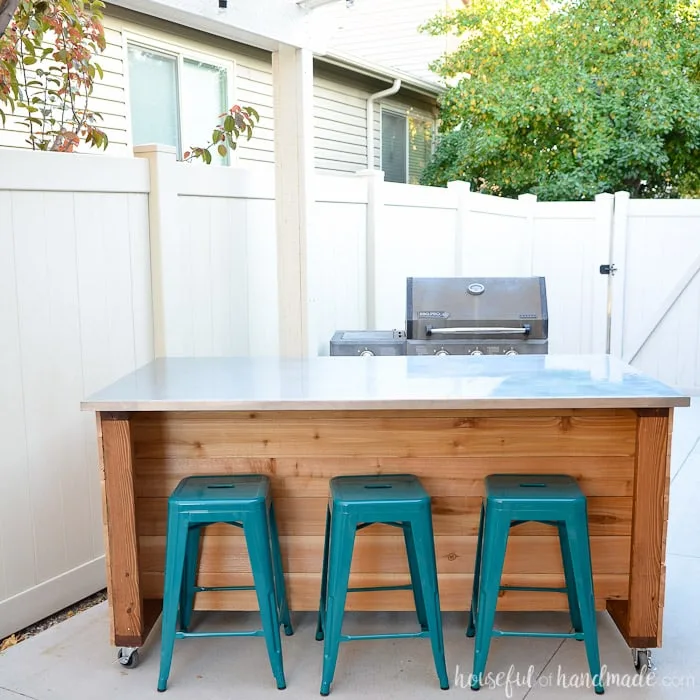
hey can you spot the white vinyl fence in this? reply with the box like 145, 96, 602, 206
0, 150, 153, 639
2, 145, 700, 640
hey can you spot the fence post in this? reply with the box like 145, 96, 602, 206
133, 144, 178, 358
593, 193, 616, 354
447, 180, 470, 275
609, 191, 630, 358
272, 45, 314, 357
518, 193, 538, 274
362, 169, 385, 329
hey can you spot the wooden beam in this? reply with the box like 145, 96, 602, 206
99, 412, 148, 647
608, 408, 671, 647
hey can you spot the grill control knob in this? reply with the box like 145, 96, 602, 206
359, 349, 375, 356
505, 349, 519, 356
435, 349, 450, 356
470, 350, 484, 356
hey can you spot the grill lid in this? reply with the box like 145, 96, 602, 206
406, 277, 548, 340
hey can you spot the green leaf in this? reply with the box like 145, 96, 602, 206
217, 144, 227, 158
212, 129, 222, 144
224, 114, 235, 132
246, 125, 253, 141
203, 149, 212, 165
22, 56, 38, 66
245, 106, 260, 121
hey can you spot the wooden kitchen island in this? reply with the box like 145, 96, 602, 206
81, 354, 689, 658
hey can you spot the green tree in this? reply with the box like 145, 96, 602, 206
0, 0, 109, 151
421, 0, 700, 200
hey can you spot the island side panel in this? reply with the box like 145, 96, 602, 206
99, 411, 150, 647
608, 408, 672, 649
130, 409, 637, 613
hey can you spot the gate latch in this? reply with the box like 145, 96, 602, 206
599, 264, 617, 276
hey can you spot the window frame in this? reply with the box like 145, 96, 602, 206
379, 103, 436, 184
122, 29, 236, 163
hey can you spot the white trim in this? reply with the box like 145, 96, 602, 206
0, 556, 106, 640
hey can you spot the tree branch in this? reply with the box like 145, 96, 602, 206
0, 0, 20, 37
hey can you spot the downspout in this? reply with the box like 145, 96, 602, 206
366, 79, 401, 169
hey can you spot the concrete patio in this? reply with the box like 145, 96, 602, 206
1, 400, 698, 700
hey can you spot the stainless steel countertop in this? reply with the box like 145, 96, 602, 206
81, 355, 690, 411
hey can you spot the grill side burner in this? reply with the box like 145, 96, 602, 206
330, 330, 407, 356
406, 277, 548, 356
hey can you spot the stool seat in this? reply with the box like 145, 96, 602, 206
330, 473, 430, 507
485, 474, 584, 504
157, 474, 292, 693
316, 474, 448, 695
467, 474, 604, 695
171, 474, 270, 505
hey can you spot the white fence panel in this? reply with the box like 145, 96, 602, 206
0, 150, 153, 639
374, 183, 458, 329
308, 174, 368, 356
531, 197, 611, 354
614, 197, 700, 390
139, 147, 279, 358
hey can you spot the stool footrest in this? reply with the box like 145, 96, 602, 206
176, 630, 265, 639
340, 631, 429, 642
493, 630, 584, 640
499, 585, 568, 593
194, 585, 256, 592
347, 584, 413, 593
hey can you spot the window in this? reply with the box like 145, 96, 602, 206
381, 108, 434, 184
127, 41, 230, 164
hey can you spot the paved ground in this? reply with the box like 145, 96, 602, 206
1, 401, 698, 700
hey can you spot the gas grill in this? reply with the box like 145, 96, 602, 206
405, 277, 548, 356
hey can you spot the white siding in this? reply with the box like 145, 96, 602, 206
313, 71, 436, 174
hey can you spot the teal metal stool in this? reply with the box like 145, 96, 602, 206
157, 474, 293, 692
315, 474, 449, 696
467, 474, 603, 694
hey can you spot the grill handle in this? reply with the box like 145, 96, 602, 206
425, 325, 531, 336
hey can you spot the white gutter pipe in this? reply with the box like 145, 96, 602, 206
366, 79, 401, 169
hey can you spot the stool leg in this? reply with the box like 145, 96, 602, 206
557, 521, 582, 636
179, 524, 202, 633
244, 508, 287, 690
467, 503, 485, 638
565, 510, 604, 695
158, 510, 189, 692
315, 505, 332, 642
269, 502, 293, 636
403, 523, 428, 631
320, 513, 356, 696
411, 508, 449, 690
471, 508, 510, 691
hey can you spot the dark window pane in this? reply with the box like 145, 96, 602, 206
381, 110, 407, 183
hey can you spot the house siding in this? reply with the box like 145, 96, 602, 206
0, 7, 437, 177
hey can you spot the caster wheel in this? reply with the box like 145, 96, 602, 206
117, 647, 140, 669
632, 648, 651, 675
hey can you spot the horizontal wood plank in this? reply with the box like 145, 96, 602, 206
139, 535, 631, 576
140, 572, 628, 612
134, 456, 635, 498
131, 411, 637, 459
135, 496, 632, 537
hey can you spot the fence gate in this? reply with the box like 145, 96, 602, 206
608, 193, 700, 391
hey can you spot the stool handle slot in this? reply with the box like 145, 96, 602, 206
363, 484, 392, 489
207, 484, 237, 489
519, 483, 546, 488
